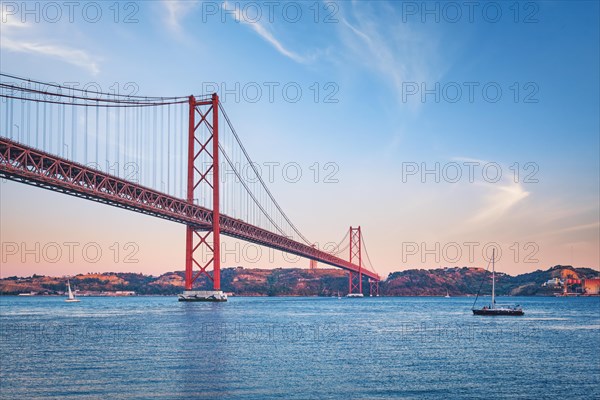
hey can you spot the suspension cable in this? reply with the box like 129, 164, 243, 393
218, 143, 288, 237
361, 233, 377, 274
0, 73, 194, 101
219, 103, 312, 245
0, 83, 188, 107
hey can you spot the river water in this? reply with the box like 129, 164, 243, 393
1, 296, 598, 399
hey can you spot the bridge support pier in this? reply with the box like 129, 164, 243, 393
369, 279, 379, 297
309, 244, 317, 270
181, 93, 225, 301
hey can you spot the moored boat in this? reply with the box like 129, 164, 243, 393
346, 293, 364, 298
472, 306, 523, 316
178, 290, 227, 302
472, 249, 523, 316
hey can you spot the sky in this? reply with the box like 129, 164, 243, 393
0, 0, 599, 278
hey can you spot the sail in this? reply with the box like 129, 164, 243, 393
67, 280, 74, 300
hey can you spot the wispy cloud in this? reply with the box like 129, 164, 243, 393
1, 37, 100, 75
0, 12, 100, 75
1, 8, 29, 29
223, 1, 306, 63
337, 2, 444, 107
469, 180, 530, 224
451, 157, 531, 225
162, 0, 198, 36
539, 222, 600, 238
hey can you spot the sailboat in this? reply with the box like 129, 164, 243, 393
445, 289, 451, 298
65, 280, 80, 303
472, 249, 523, 316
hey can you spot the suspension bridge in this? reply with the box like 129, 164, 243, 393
0, 73, 380, 301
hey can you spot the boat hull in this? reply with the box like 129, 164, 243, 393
178, 290, 228, 302
472, 309, 524, 316
346, 293, 364, 298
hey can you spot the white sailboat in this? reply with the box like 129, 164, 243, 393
445, 289, 451, 298
65, 280, 80, 303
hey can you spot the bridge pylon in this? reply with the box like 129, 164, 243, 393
369, 279, 379, 297
180, 93, 226, 302
348, 226, 362, 295
309, 244, 318, 270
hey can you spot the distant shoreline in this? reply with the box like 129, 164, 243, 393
4, 294, 599, 298
2, 265, 599, 297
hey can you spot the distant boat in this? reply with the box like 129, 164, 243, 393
445, 290, 451, 298
65, 280, 80, 303
346, 293, 364, 298
337, 291, 341, 299
472, 249, 523, 316
178, 290, 227, 302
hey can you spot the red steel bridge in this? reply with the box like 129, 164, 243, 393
0, 74, 380, 297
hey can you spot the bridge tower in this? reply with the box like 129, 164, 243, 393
369, 279, 379, 297
181, 94, 226, 301
348, 226, 362, 295
309, 244, 318, 270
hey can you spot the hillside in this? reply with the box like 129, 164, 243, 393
0, 265, 598, 296
383, 265, 598, 296
0, 268, 349, 296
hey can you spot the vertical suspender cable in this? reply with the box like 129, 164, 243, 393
160, 105, 164, 192
8, 98, 13, 140
123, 104, 128, 175
153, 106, 157, 189
180, 103, 184, 198
3, 95, 8, 139
35, 102, 39, 147
61, 104, 65, 157
95, 100, 99, 168
167, 104, 171, 195
138, 106, 142, 184
42, 102, 46, 152
116, 106, 120, 177
71, 105, 76, 161
105, 105, 110, 173
84, 102, 88, 165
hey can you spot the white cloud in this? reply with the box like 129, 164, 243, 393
449, 156, 531, 224
1, 9, 28, 29
223, 1, 306, 63
469, 180, 530, 224
337, 2, 443, 108
1, 37, 100, 75
0, 12, 100, 75
162, 0, 198, 36
540, 222, 600, 237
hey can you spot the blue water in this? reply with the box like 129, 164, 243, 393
1, 296, 598, 399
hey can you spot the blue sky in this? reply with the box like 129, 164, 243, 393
1, 1, 598, 277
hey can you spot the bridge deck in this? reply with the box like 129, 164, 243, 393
0, 137, 380, 281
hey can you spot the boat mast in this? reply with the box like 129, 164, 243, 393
491, 249, 495, 309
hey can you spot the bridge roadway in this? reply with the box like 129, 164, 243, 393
0, 137, 380, 281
